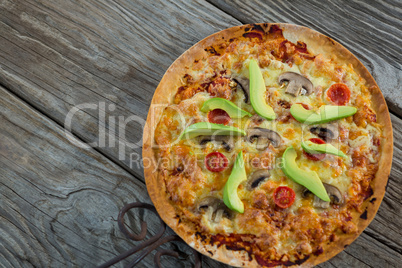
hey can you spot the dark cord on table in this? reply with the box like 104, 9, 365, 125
97, 202, 202, 268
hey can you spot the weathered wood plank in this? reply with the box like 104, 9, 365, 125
0, 86, 213, 267
0, 0, 241, 180
317, 233, 401, 268
208, 0, 402, 117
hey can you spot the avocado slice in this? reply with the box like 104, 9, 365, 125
301, 140, 348, 158
201, 98, 252, 118
179, 122, 246, 140
281, 147, 330, 202
223, 151, 247, 213
290, 104, 357, 124
249, 59, 276, 120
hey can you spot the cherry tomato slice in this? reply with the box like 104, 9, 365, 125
273, 186, 296, 208
327, 83, 351, 105
208, 109, 230, 125
297, 102, 311, 110
205, 152, 228, 172
303, 138, 326, 161
309, 138, 326, 144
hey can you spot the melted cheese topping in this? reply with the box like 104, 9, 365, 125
154, 29, 382, 264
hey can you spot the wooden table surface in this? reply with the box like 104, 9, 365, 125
1, 0, 401, 267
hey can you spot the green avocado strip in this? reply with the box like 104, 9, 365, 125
290, 104, 357, 124
249, 59, 276, 120
301, 141, 348, 158
223, 151, 247, 213
281, 147, 330, 202
179, 122, 246, 140
201, 98, 252, 118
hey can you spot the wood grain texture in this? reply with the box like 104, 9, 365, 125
0, 86, 213, 268
208, 0, 402, 117
0, 0, 401, 267
0, 0, 240, 180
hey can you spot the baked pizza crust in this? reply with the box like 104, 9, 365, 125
143, 23, 393, 267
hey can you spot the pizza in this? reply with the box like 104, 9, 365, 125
143, 23, 393, 267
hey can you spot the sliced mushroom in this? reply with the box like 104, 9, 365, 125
246, 169, 270, 190
310, 124, 339, 142
232, 76, 250, 103
197, 197, 233, 222
278, 72, 313, 96
326, 185, 344, 205
197, 135, 234, 152
247, 128, 282, 150
302, 183, 344, 208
